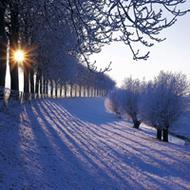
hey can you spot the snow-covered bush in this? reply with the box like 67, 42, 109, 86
122, 78, 142, 128
105, 88, 126, 118
105, 78, 143, 128
140, 71, 189, 141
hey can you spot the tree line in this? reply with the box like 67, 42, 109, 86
0, 1, 189, 104
0, 0, 115, 104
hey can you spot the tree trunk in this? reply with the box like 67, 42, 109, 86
163, 128, 169, 142
85, 87, 87, 97
60, 84, 63, 97
30, 70, 34, 95
70, 84, 73, 97
74, 85, 77, 97
62, 84, 64, 97
91, 88, 94, 97
50, 80, 54, 98
64, 84, 67, 97
43, 80, 46, 97
156, 128, 162, 140
35, 71, 40, 98
40, 77, 43, 98
79, 85, 81, 97
46, 80, 49, 97
94, 89, 96, 97
10, 1, 19, 93
0, 7, 7, 88
84, 86, 86, 97
42, 77, 46, 97
90, 88, 93, 97
90, 87, 92, 97
30, 68, 34, 99
97, 89, 99, 96
132, 116, 141, 129
24, 65, 29, 100
87, 86, 90, 97
55, 81, 58, 98
58, 83, 61, 97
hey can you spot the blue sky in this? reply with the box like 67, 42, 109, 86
90, 7, 190, 86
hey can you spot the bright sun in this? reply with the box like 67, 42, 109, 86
13, 49, 25, 62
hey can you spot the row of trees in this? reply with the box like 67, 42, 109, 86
0, 0, 116, 103
0, 1, 188, 104
106, 72, 190, 142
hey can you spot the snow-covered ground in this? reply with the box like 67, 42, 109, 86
0, 98, 190, 190
171, 109, 190, 139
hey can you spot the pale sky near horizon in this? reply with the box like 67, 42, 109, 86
90, 8, 190, 87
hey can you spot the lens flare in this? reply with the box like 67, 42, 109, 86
13, 49, 25, 62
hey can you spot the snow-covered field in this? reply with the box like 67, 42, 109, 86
0, 98, 190, 190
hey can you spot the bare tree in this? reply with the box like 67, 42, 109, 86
0, 1, 8, 88
92, 0, 189, 60
38, 0, 190, 70
140, 71, 189, 141
105, 88, 126, 118
0, 0, 189, 100
122, 78, 142, 128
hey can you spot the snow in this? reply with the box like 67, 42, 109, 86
0, 97, 190, 190
139, 123, 187, 146
171, 109, 190, 139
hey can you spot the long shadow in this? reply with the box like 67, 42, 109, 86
50, 104, 174, 189
94, 124, 190, 185
0, 101, 31, 189
31, 101, 112, 188
42, 100, 151, 189
93, 122, 190, 175
106, 122, 190, 157
41, 100, 145, 189
30, 100, 125, 189
53, 100, 189, 164
2, 98, 189, 190
76, 120, 190, 181
52, 98, 190, 159
51, 99, 190, 189
49, 100, 190, 189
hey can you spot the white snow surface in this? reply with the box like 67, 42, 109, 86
0, 97, 190, 190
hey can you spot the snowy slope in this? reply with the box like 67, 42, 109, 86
0, 98, 190, 190
171, 109, 190, 139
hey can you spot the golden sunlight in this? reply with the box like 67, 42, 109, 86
13, 49, 25, 63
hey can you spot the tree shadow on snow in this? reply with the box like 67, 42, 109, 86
33, 99, 190, 190
1, 98, 190, 190
0, 101, 32, 190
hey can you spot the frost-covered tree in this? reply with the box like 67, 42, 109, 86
140, 72, 189, 141
93, 73, 115, 96
105, 88, 126, 118
0, 0, 189, 100
86, 0, 189, 60
0, 0, 8, 88
122, 78, 142, 128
